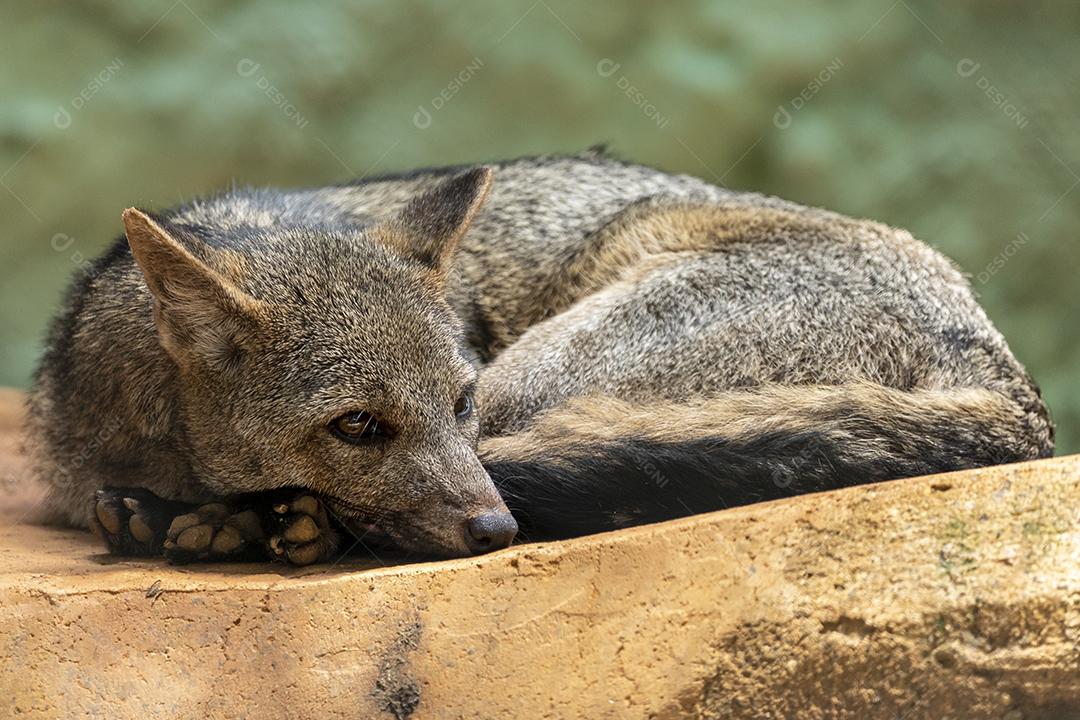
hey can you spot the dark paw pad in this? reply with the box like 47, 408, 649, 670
163, 504, 265, 564
91, 487, 181, 556
265, 494, 338, 566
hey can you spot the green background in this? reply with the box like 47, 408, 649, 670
1, 2, 1077, 452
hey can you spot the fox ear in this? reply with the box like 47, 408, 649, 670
122, 208, 263, 369
382, 166, 493, 275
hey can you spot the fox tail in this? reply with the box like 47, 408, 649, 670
480, 383, 1052, 539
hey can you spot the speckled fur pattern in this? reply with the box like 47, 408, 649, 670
28, 150, 1053, 554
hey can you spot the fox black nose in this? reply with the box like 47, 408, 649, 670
464, 511, 518, 554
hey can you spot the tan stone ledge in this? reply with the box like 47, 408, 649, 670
0, 388, 1077, 719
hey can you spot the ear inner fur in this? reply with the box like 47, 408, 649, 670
121, 208, 263, 368
378, 166, 493, 275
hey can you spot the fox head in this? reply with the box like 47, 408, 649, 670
121, 168, 517, 557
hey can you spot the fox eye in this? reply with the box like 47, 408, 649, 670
330, 411, 388, 443
454, 393, 473, 419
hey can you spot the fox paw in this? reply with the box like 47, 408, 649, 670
163, 503, 265, 564
92, 487, 186, 557
264, 494, 338, 566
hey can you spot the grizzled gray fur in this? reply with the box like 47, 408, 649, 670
28, 150, 1052, 564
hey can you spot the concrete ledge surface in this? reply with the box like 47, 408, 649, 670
0, 389, 1078, 719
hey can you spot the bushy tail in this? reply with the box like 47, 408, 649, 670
480, 383, 1052, 540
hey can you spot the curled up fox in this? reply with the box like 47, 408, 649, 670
28, 150, 1053, 564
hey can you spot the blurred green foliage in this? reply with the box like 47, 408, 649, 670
1, 1, 1077, 451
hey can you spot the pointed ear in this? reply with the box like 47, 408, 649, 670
380, 166, 493, 274
122, 208, 263, 369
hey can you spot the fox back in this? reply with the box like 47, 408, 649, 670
29, 151, 1053, 557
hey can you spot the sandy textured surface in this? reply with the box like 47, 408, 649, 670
0, 390, 1077, 719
